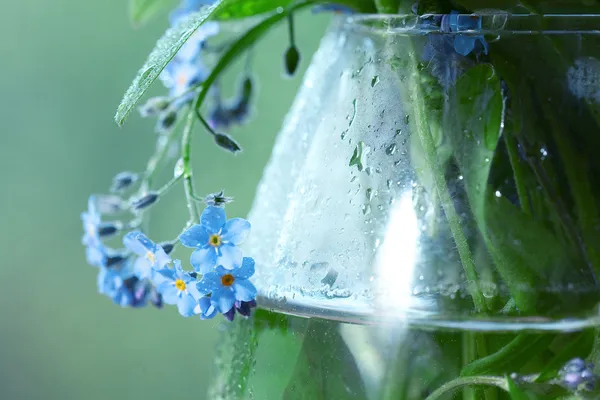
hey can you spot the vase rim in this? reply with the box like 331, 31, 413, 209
343, 13, 600, 35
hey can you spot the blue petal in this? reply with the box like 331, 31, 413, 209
123, 231, 155, 256
86, 244, 106, 267
179, 224, 209, 248
196, 271, 221, 295
177, 293, 198, 317
133, 257, 153, 280
198, 296, 218, 319
152, 267, 175, 286
233, 279, 257, 302
217, 244, 242, 270
190, 247, 217, 273
234, 257, 255, 280
153, 247, 171, 269
221, 218, 251, 245
212, 288, 235, 313
201, 206, 227, 233
158, 282, 179, 305
453, 36, 476, 56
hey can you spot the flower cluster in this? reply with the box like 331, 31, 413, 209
80, 0, 265, 320
82, 193, 257, 321
558, 358, 597, 392
138, 0, 253, 150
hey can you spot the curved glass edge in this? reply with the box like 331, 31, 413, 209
345, 13, 600, 35
257, 295, 600, 332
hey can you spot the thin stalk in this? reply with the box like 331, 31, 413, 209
462, 333, 478, 400
156, 173, 183, 195
425, 376, 508, 400
181, 109, 200, 223
405, 48, 488, 313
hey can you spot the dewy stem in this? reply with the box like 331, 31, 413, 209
182, 108, 200, 223
404, 47, 488, 313
424, 376, 508, 400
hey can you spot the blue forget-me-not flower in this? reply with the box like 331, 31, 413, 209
154, 260, 201, 317
196, 257, 257, 313
196, 296, 219, 320
179, 206, 251, 272
123, 231, 171, 280
445, 11, 488, 57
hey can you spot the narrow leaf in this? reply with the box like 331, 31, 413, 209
282, 319, 367, 399
506, 375, 539, 400
115, 1, 223, 126
215, 0, 294, 20
129, 0, 171, 25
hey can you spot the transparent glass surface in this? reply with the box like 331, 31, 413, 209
245, 15, 600, 330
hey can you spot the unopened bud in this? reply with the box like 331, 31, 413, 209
138, 97, 171, 117
241, 76, 253, 101
130, 192, 159, 211
159, 242, 174, 255
96, 195, 125, 214
111, 171, 139, 192
106, 252, 128, 267
155, 109, 178, 134
97, 221, 122, 238
284, 45, 301, 76
223, 308, 236, 322
214, 133, 242, 153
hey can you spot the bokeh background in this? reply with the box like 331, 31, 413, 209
0, 2, 329, 398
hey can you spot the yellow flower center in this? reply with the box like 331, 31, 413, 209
175, 279, 186, 291
209, 234, 222, 247
146, 251, 156, 264
221, 274, 235, 287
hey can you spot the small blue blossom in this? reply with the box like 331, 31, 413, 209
123, 231, 171, 280
446, 11, 488, 57
81, 196, 101, 247
196, 296, 218, 319
559, 358, 597, 392
180, 206, 251, 272
97, 262, 148, 308
153, 260, 201, 317
196, 257, 257, 313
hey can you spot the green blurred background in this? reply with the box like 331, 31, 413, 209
0, 2, 328, 398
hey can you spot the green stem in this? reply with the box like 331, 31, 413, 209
181, 109, 200, 223
405, 49, 488, 313
425, 376, 507, 400
156, 173, 183, 195
462, 333, 478, 400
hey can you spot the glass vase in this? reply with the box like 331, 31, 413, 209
214, 14, 600, 400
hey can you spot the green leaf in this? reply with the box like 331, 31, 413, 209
282, 319, 367, 399
129, 0, 172, 25
461, 334, 554, 377
507, 375, 539, 400
208, 317, 258, 399
535, 331, 595, 383
115, 1, 223, 126
215, 0, 294, 20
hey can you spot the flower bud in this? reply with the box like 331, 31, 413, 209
284, 45, 301, 76
235, 300, 256, 317
110, 171, 139, 192
204, 190, 233, 207
159, 242, 174, 255
214, 133, 242, 153
130, 192, 159, 211
155, 109, 178, 134
223, 308, 236, 321
97, 221, 122, 238
138, 97, 171, 117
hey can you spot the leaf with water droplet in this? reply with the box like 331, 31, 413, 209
115, 2, 223, 126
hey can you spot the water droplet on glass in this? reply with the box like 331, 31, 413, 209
386, 143, 397, 155
404, 115, 410, 124
371, 75, 379, 87
366, 188, 373, 201
362, 204, 372, 215
386, 179, 393, 189
495, 190, 502, 197
458, 175, 464, 180
484, 157, 490, 163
